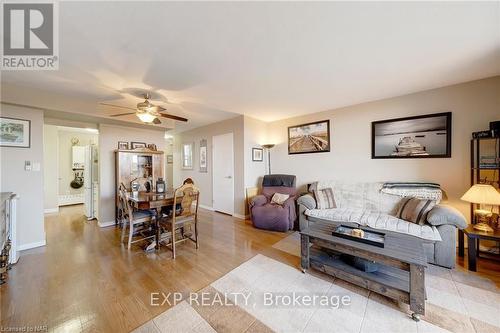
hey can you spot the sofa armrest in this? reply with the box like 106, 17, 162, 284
297, 193, 316, 210
250, 195, 268, 207
427, 204, 467, 229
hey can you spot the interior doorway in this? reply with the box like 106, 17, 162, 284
43, 125, 99, 221
212, 132, 234, 215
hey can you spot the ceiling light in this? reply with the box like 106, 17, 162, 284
136, 112, 156, 123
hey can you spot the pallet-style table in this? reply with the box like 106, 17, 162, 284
300, 220, 427, 321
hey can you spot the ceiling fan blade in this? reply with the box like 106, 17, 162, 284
149, 105, 166, 112
109, 112, 137, 117
100, 102, 137, 111
159, 113, 188, 122
153, 118, 161, 125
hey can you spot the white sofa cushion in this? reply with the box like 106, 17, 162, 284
305, 207, 442, 242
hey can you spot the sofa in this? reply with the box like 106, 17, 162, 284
298, 181, 467, 268
250, 174, 297, 232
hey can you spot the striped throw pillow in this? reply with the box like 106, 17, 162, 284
314, 188, 336, 209
397, 197, 436, 225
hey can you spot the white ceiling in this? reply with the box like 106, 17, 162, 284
1, 1, 499, 132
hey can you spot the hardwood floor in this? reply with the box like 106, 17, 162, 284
0, 205, 298, 332
1, 205, 499, 332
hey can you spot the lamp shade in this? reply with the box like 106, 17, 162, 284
461, 184, 500, 205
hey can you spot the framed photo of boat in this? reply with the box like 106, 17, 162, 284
288, 120, 330, 154
372, 112, 451, 159
0, 117, 31, 148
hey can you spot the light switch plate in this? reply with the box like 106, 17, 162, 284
32, 162, 41, 171
25, 160, 32, 171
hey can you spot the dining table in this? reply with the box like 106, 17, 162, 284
126, 190, 179, 250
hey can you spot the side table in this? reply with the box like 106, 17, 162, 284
458, 225, 500, 271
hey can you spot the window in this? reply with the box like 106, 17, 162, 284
182, 143, 194, 169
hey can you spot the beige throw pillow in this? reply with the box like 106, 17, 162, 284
271, 193, 290, 205
314, 188, 336, 209
397, 197, 436, 225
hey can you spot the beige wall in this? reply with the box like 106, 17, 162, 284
165, 137, 174, 188
267, 76, 500, 220
98, 124, 166, 226
175, 116, 245, 216
43, 125, 59, 211
57, 129, 98, 196
0, 104, 46, 249
244, 116, 268, 189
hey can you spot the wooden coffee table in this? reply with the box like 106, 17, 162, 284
300, 220, 427, 321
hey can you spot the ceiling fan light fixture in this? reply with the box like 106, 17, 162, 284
136, 112, 156, 123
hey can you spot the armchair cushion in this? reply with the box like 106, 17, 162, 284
427, 204, 467, 229
250, 195, 268, 207
252, 204, 291, 232
298, 194, 316, 210
271, 193, 290, 205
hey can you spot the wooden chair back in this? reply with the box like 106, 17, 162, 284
118, 189, 133, 221
173, 183, 200, 220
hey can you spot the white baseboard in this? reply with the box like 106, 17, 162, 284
98, 220, 115, 228
233, 213, 249, 220
18, 240, 46, 251
199, 204, 214, 211
58, 193, 84, 206
44, 207, 59, 214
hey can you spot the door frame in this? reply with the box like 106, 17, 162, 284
212, 132, 234, 215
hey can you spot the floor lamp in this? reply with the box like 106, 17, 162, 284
262, 144, 275, 175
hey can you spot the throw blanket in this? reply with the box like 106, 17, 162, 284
381, 182, 442, 203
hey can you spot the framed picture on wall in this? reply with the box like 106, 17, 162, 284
0, 117, 31, 148
288, 120, 330, 154
371, 112, 452, 159
199, 139, 207, 173
118, 141, 129, 150
252, 148, 263, 161
131, 142, 146, 149
182, 142, 194, 169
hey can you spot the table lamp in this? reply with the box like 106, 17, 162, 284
461, 184, 500, 232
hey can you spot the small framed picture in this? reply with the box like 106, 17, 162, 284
252, 148, 263, 161
147, 143, 157, 151
199, 139, 208, 173
118, 141, 129, 150
131, 142, 146, 149
0, 117, 31, 148
167, 155, 173, 164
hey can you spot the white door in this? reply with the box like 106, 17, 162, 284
212, 133, 234, 215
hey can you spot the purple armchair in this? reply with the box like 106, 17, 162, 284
250, 174, 297, 232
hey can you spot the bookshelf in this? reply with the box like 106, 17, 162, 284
469, 137, 500, 257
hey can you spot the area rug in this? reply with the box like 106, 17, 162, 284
133, 253, 500, 333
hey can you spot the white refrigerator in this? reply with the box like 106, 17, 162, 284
83, 145, 99, 220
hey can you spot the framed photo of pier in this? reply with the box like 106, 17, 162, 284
0, 117, 31, 148
288, 120, 330, 154
371, 112, 451, 159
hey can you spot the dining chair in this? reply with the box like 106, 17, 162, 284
116, 183, 127, 227
158, 183, 200, 258
118, 189, 155, 249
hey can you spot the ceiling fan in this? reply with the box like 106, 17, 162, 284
100, 93, 188, 124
